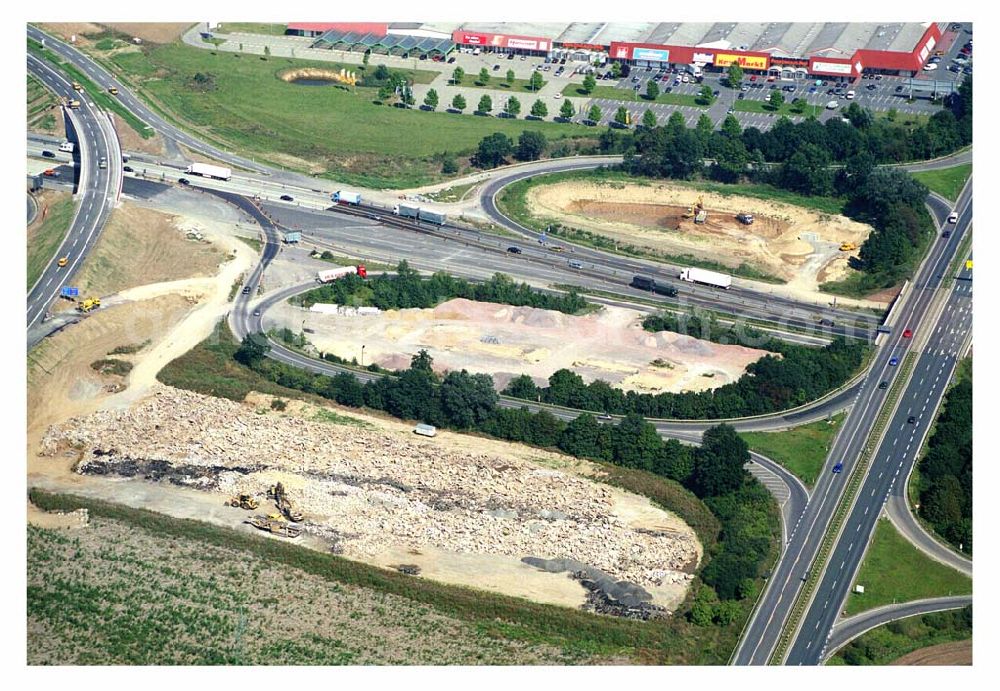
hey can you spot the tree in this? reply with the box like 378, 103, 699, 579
475, 132, 513, 168
440, 370, 498, 429
780, 142, 833, 196
721, 114, 742, 139
235, 334, 270, 367
263, 45, 270, 58
645, 79, 659, 100
362, 51, 370, 69
558, 413, 605, 459
452, 66, 464, 85
423, 88, 439, 110
726, 63, 744, 87
559, 99, 575, 120
530, 99, 548, 118
477, 94, 493, 115
506, 68, 515, 85
441, 156, 458, 174
698, 85, 714, 105
611, 414, 663, 470
767, 89, 785, 110
516, 130, 547, 161
451, 93, 466, 112
587, 104, 602, 124
504, 96, 521, 118
528, 70, 544, 92
582, 72, 596, 94
375, 64, 390, 80
478, 67, 490, 85
614, 105, 630, 127
691, 424, 750, 497
641, 109, 657, 129
611, 61, 622, 79
331, 372, 364, 407
400, 85, 415, 107
503, 374, 540, 401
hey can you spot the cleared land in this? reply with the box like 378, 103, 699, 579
270, 297, 769, 395
741, 413, 845, 487
41, 22, 193, 45
518, 177, 870, 296
845, 518, 971, 616
42, 386, 702, 611
891, 639, 971, 665
27, 191, 75, 291
103, 42, 594, 188
27, 514, 588, 665
910, 163, 972, 202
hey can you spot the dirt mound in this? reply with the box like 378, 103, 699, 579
890, 639, 971, 666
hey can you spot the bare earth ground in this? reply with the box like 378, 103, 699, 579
41, 386, 702, 611
272, 297, 768, 395
39, 23, 192, 45
114, 113, 166, 156
526, 180, 873, 299
27, 516, 589, 665
890, 640, 972, 666
70, 203, 227, 298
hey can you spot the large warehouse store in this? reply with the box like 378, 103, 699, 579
289, 21, 944, 79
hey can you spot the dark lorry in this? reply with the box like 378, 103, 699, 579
630, 275, 678, 297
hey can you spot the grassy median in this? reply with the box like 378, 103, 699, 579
27, 193, 75, 291
910, 163, 972, 202
741, 413, 845, 488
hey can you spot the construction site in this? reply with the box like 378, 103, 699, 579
522, 178, 874, 299
268, 297, 770, 394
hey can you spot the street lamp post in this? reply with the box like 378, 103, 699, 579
361, 344, 366, 367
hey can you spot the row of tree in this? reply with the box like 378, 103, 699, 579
298, 261, 588, 315
916, 370, 972, 553
233, 339, 777, 605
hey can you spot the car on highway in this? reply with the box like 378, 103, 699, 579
123, 165, 133, 173
98, 156, 107, 169
57, 256, 68, 267
108, 86, 118, 95
903, 328, 913, 338
878, 381, 889, 390
178, 178, 190, 185
241, 286, 251, 295
907, 416, 917, 424
507, 246, 522, 254
43, 169, 59, 177
597, 413, 613, 421
41, 150, 55, 158
253, 309, 261, 317
280, 194, 294, 201
832, 463, 844, 474
889, 356, 899, 366
548, 245, 564, 252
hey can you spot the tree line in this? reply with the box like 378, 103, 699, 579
916, 368, 972, 554
234, 339, 778, 613
298, 261, 588, 315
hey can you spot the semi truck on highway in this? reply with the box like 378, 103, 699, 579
333, 190, 362, 205
185, 162, 232, 181
316, 265, 368, 283
630, 275, 678, 297
392, 204, 447, 225
679, 267, 732, 289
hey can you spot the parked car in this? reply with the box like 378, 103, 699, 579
493, 64, 500, 71
737, 92, 744, 99
43, 169, 59, 177
923, 63, 938, 71
41, 150, 55, 158
447, 57, 456, 63
895, 85, 905, 92
123, 165, 133, 172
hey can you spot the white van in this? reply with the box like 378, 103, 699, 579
58, 141, 75, 153
472, 47, 481, 56
845, 90, 855, 100
947, 211, 958, 223
826, 100, 839, 110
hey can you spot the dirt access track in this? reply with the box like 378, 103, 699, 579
271, 297, 769, 395
525, 179, 872, 299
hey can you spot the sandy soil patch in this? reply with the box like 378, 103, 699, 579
890, 639, 971, 666
113, 113, 165, 156
42, 387, 701, 611
273, 297, 767, 395
103, 23, 194, 44
39, 24, 105, 44
525, 179, 872, 293
26, 501, 89, 530
72, 204, 225, 297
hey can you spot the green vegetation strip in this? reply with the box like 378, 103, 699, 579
828, 606, 971, 665
732, 99, 820, 118
561, 84, 709, 108
28, 37, 153, 138
741, 413, 846, 488
910, 164, 972, 203
463, 77, 548, 93
843, 518, 971, 616
770, 351, 917, 664
217, 22, 289, 36
27, 194, 76, 291
942, 233, 972, 288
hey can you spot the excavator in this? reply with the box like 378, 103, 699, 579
245, 514, 301, 539
839, 242, 858, 252
227, 494, 259, 510
76, 297, 101, 313
268, 482, 304, 522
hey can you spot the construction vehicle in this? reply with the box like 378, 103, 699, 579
268, 482, 304, 522
839, 242, 857, 252
736, 212, 754, 225
77, 297, 101, 312
694, 208, 708, 224
227, 494, 259, 510
246, 515, 301, 539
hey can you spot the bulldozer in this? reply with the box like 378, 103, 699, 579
76, 297, 101, 313
246, 515, 301, 539
227, 494, 259, 510
839, 242, 858, 252
268, 482, 304, 522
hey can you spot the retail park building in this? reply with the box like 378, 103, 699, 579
286, 21, 945, 81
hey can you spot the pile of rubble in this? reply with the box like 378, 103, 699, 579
42, 387, 700, 590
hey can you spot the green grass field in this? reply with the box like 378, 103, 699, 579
561, 84, 709, 108
910, 163, 972, 202
217, 23, 288, 36
732, 98, 821, 118
27, 194, 75, 291
462, 76, 548, 94
845, 518, 972, 616
106, 42, 595, 188
741, 413, 845, 487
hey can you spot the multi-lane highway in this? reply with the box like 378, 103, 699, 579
26, 54, 122, 347
733, 178, 972, 665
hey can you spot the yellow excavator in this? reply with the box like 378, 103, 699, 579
268, 482, 304, 522
227, 494, 259, 510
77, 297, 101, 312
839, 242, 857, 252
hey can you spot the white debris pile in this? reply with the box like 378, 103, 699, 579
42, 387, 699, 589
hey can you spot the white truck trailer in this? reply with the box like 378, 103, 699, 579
679, 267, 731, 289
185, 162, 232, 181
316, 265, 368, 283
394, 203, 420, 219
333, 190, 362, 205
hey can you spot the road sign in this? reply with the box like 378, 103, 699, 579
60, 286, 79, 298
